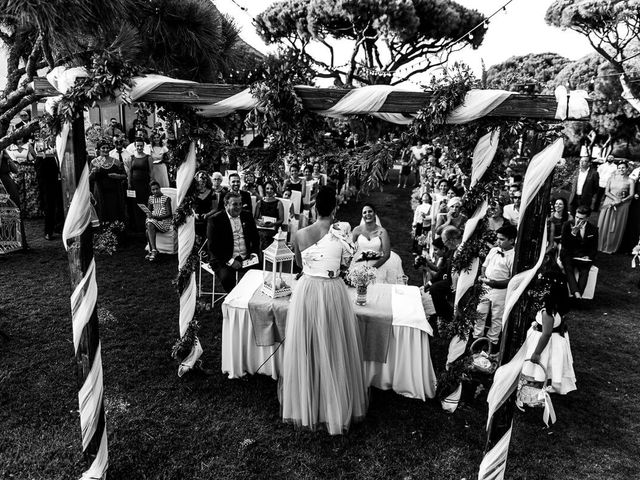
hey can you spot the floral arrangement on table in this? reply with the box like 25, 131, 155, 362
345, 264, 377, 287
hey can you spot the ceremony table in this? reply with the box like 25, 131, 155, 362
221, 270, 437, 401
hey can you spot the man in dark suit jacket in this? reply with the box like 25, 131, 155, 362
560, 206, 598, 299
207, 191, 260, 292
228, 172, 253, 214
568, 156, 600, 216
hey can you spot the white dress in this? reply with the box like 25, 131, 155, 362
522, 309, 576, 395
281, 231, 368, 435
350, 234, 405, 284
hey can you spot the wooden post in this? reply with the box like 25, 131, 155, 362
484, 132, 552, 451
60, 113, 107, 471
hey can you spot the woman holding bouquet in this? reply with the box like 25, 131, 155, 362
349, 203, 405, 284
281, 186, 368, 435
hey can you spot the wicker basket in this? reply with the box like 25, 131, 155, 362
517, 360, 549, 408
468, 337, 498, 374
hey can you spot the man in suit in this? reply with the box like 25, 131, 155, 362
228, 172, 253, 214
211, 172, 228, 213
568, 156, 599, 216
207, 191, 260, 292
560, 206, 598, 299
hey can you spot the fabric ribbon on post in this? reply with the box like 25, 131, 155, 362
58, 120, 108, 480
470, 129, 500, 188
176, 142, 201, 377
620, 75, 640, 113
479, 138, 564, 480
554, 86, 590, 120
441, 200, 489, 412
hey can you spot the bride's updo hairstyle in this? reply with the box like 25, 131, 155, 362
315, 186, 337, 217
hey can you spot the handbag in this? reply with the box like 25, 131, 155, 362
468, 337, 498, 374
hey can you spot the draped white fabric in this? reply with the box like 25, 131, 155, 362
620, 75, 640, 113
554, 86, 590, 120
519, 138, 564, 217
58, 121, 108, 479
62, 163, 91, 248
71, 259, 98, 352
470, 129, 500, 187
127, 74, 195, 102
478, 423, 513, 480
319, 85, 402, 118
371, 112, 415, 124
462, 201, 489, 245
198, 88, 258, 117
446, 90, 514, 124
441, 384, 462, 413
176, 142, 201, 377
46, 66, 89, 94
453, 257, 479, 316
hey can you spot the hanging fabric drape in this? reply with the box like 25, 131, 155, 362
446, 90, 514, 124
470, 129, 500, 188
554, 86, 590, 120
198, 88, 258, 117
620, 75, 640, 113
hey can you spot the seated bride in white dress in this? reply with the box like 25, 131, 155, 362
349, 203, 405, 284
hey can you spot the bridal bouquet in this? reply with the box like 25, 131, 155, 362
356, 250, 382, 262
346, 264, 377, 287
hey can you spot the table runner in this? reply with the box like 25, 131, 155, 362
247, 284, 289, 346
246, 275, 394, 363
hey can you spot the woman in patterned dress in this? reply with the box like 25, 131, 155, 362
145, 181, 172, 261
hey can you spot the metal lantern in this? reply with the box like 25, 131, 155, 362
0, 189, 22, 254
262, 229, 295, 298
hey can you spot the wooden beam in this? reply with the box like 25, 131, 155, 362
32, 77, 589, 120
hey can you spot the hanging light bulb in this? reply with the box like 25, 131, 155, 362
468, 33, 474, 40
483, 21, 489, 29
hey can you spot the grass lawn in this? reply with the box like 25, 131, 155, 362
1, 173, 640, 479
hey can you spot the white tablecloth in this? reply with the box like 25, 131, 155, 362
221, 270, 436, 400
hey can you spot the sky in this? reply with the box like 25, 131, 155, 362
0, 0, 597, 90
215, 0, 596, 83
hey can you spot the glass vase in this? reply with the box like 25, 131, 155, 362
355, 284, 368, 306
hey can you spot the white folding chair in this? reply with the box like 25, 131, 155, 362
197, 240, 236, 306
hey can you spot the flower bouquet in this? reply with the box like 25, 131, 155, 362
356, 250, 382, 262
346, 265, 377, 305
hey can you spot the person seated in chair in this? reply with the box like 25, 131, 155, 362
207, 191, 260, 292
559, 205, 598, 299
228, 172, 253, 214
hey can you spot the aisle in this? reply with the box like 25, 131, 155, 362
336, 168, 422, 284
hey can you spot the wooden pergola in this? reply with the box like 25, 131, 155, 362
32, 77, 588, 477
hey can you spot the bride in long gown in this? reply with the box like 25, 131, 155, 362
281, 186, 368, 435
349, 203, 405, 284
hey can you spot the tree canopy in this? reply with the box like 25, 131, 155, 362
0, 0, 260, 150
485, 53, 571, 94
255, 0, 487, 86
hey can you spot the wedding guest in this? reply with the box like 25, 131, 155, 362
149, 134, 169, 188
283, 163, 306, 213
429, 226, 462, 325
211, 172, 228, 213
596, 154, 617, 209
311, 161, 326, 187
242, 170, 263, 198
398, 147, 412, 188
412, 192, 432, 254
109, 138, 133, 175
127, 139, 154, 232
193, 171, 216, 239
598, 160, 635, 253
568, 156, 599, 216
560, 206, 598, 299
228, 172, 253, 214
144, 181, 172, 262
255, 180, 284, 249
487, 200, 506, 231
410, 139, 427, 187
503, 189, 521, 226
435, 196, 467, 235
207, 191, 260, 292
89, 142, 127, 223
104, 118, 123, 139
474, 224, 517, 348
549, 197, 572, 246
34, 133, 62, 240
621, 163, 640, 252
